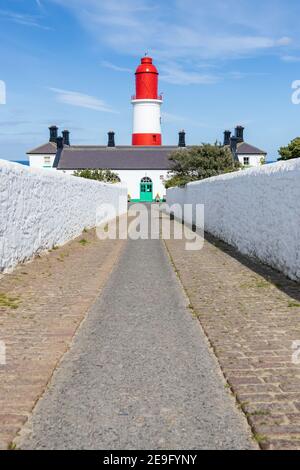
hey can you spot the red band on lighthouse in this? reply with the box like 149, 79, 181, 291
132, 133, 162, 146
132, 56, 162, 146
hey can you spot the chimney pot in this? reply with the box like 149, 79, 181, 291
230, 136, 239, 160
235, 125, 244, 143
49, 125, 58, 143
178, 130, 186, 147
62, 129, 70, 146
56, 136, 64, 149
223, 130, 231, 146
108, 131, 115, 147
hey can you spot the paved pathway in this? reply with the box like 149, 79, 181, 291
0, 227, 124, 450
165, 218, 300, 450
17, 208, 255, 450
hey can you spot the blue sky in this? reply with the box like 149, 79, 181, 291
1, 0, 300, 161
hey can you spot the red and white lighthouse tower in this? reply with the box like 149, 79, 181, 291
131, 56, 163, 146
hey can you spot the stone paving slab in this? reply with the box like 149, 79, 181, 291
0, 227, 125, 449
164, 219, 300, 450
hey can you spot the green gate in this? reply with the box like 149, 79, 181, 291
140, 177, 153, 202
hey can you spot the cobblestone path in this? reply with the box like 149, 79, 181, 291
164, 216, 300, 450
0, 227, 125, 449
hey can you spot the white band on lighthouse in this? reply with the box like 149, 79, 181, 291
132, 99, 162, 135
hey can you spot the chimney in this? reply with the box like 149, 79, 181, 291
235, 125, 244, 143
56, 136, 64, 149
49, 125, 58, 143
62, 130, 70, 146
178, 130, 186, 147
108, 131, 115, 147
230, 136, 238, 160
223, 130, 231, 146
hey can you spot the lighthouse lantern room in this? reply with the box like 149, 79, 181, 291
131, 56, 163, 146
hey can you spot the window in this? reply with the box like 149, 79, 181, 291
243, 157, 250, 166
44, 156, 51, 167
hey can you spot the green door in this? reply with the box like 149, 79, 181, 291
140, 178, 153, 202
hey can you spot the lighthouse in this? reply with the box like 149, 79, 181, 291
131, 56, 163, 146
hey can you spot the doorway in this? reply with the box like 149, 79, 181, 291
140, 177, 153, 202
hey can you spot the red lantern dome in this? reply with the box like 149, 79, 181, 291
135, 57, 159, 100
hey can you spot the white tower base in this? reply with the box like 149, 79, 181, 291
131, 98, 163, 146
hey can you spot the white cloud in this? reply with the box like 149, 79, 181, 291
160, 64, 219, 85
49, 88, 118, 113
225, 70, 268, 80
162, 112, 186, 124
101, 61, 131, 73
0, 9, 50, 29
162, 112, 208, 128
277, 36, 292, 46
0, 80, 6, 105
281, 55, 300, 62
49, 0, 296, 85
50, 0, 293, 60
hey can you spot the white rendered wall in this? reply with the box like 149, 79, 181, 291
132, 99, 162, 134
238, 154, 265, 167
167, 159, 300, 281
28, 153, 56, 169
116, 170, 168, 199
0, 159, 127, 273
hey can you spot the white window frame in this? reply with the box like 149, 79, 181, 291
43, 156, 52, 167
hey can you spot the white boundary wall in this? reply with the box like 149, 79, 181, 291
0, 160, 127, 273
167, 159, 300, 281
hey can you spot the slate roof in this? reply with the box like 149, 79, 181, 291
54, 146, 186, 170
27, 142, 57, 155
236, 142, 266, 155
28, 140, 267, 171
